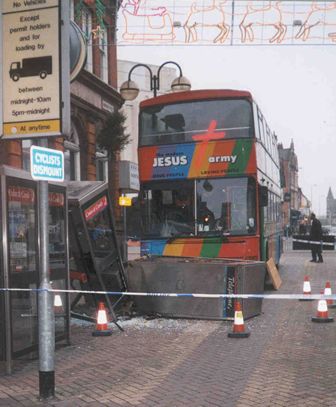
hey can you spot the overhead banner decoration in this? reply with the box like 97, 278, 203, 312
118, 0, 336, 46
2, 0, 62, 139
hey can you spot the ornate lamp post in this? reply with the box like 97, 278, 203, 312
120, 61, 191, 100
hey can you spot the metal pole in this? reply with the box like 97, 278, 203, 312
1, 175, 12, 375
123, 200, 128, 263
153, 75, 158, 97
38, 138, 55, 400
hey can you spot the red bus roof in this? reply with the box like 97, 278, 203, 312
140, 89, 253, 108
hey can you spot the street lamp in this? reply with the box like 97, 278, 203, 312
120, 61, 191, 100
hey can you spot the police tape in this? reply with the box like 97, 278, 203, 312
292, 238, 334, 246
0, 287, 336, 300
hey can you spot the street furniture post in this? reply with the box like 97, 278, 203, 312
38, 138, 55, 399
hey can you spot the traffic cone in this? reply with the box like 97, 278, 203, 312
312, 291, 334, 323
92, 302, 112, 336
54, 293, 63, 315
299, 276, 314, 301
228, 301, 250, 338
324, 281, 336, 308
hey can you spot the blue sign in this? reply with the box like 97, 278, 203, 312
30, 146, 64, 182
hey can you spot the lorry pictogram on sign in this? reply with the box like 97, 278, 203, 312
10, 56, 53, 81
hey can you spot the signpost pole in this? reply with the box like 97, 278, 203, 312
38, 138, 55, 400
123, 195, 128, 263
119, 195, 133, 263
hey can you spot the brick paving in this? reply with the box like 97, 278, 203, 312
1, 242, 336, 406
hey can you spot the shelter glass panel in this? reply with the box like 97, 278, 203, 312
7, 181, 38, 355
84, 194, 118, 259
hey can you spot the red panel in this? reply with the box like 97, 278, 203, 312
245, 143, 257, 174
140, 89, 253, 109
218, 237, 259, 260
138, 146, 158, 181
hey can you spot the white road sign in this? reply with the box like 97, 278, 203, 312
2, 0, 61, 139
30, 145, 64, 182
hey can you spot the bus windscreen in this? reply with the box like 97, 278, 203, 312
139, 99, 253, 146
140, 177, 256, 238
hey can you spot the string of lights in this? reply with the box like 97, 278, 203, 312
73, 0, 336, 46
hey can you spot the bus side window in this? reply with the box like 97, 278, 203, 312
259, 185, 268, 207
257, 109, 263, 140
266, 124, 271, 152
272, 133, 276, 159
261, 116, 267, 147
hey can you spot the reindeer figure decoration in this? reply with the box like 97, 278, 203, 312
239, 1, 287, 44
184, 1, 230, 44
295, 1, 336, 42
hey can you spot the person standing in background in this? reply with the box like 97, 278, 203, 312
309, 213, 323, 263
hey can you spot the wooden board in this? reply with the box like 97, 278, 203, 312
266, 258, 282, 290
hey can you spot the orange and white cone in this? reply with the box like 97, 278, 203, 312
312, 291, 334, 323
299, 276, 314, 301
228, 301, 250, 338
92, 302, 112, 336
324, 281, 336, 308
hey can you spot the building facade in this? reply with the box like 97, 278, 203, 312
278, 139, 301, 233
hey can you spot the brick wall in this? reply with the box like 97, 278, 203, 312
0, 140, 22, 168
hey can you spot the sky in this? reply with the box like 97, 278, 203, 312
118, 42, 336, 217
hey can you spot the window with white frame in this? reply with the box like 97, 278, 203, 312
81, 6, 93, 73
99, 28, 108, 83
22, 139, 33, 172
96, 151, 108, 181
64, 122, 81, 181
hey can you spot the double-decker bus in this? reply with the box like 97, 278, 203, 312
136, 89, 282, 264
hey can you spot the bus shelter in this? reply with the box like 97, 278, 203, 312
0, 166, 70, 374
67, 181, 127, 322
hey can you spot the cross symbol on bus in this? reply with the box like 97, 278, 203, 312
192, 120, 226, 141
192, 120, 226, 168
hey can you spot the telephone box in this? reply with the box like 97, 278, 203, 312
0, 166, 70, 373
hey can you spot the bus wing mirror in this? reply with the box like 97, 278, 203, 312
259, 186, 268, 207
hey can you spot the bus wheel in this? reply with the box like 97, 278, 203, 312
40, 71, 47, 79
